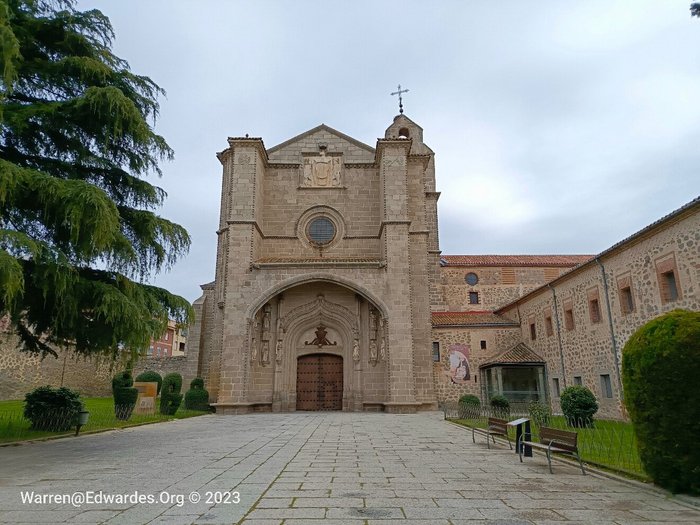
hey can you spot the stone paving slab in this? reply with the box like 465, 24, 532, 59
0, 412, 698, 524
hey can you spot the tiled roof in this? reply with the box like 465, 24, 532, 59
431, 311, 518, 327
481, 343, 545, 367
440, 255, 593, 267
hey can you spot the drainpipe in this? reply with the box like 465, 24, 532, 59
595, 257, 623, 399
548, 283, 567, 389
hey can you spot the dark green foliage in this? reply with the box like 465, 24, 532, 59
160, 372, 182, 415
560, 386, 598, 427
528, 401, 552, 427
135, 370, 162, 394
23, 385, 83, 431
111, 370, 137, 420
458, 394, 481, 406
490, 395, 510, 411
184, 377, 210, 411
622, 309, 700, 495
692, 3, 700, 17
0, 0, 191, 359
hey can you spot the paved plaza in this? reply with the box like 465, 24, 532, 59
0, 412, 698, 524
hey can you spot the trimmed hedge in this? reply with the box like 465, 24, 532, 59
160, 373, 183, 415
112, 370, 138, 421
24, 386, 83, 431
490, 395, 510, 414
560, 385, 598, 427
458, 394, 481, 406
622, 309, 700, 495
184, 377, 210, 411
135, 370, 163, 395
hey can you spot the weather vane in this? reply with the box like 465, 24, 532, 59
390, 84, 409, 114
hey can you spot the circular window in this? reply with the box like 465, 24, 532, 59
307, 217, 336, 245
465, 272, 479, 286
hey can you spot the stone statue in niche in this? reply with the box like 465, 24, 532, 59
262, 305, 271, 332
275, 339, 282, 363
369, 308, 377, 334
251, 337, 258, 362
369, 339, 377, 364
302, 148, 342, 187
352, 339, 360, 362
379, 339, 386, 361
261, 340, 270, 364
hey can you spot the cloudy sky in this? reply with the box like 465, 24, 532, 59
78, 0, 700, 302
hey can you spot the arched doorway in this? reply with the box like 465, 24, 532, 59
296, 353, 343, 411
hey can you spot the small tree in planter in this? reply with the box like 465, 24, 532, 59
560, 385, 598, 427
160, 373, 183, 415
112, 371, 138, 420
135, 370, 163, 395
184, 378, 210, 411
24, 386, 83, 431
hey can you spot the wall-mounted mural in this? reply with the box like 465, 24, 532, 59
447, 343, 470, 385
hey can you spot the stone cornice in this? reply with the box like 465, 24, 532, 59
375, 138, 412, 158
252, 260, 386, 270
218, 137, 269, 166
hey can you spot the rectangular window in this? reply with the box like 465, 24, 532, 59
589, 298, 601, 324
574, 376, 582, 386
468, 291, 479, 304
147, 346, 153, 355
529, 322, 536, 340
179, 342, 186, 351
564, 308, 575, 331
480, 340, 487, 350
545, 315, 554, 336
600, 374, 613, 398
164, 332, 169, 341
661, 271, 679, 302
656, 254, 682, 304
501, 267, 516, 284
620, 286, 635, 314
552, 378, 560, 397
432, 342, 440, 362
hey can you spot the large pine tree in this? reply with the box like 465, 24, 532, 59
0, 0, 191, 357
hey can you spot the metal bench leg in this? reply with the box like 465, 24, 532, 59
546, 449, 553, 474
506, 435, 512, 450
575, 452, 585, 475
518, 436, 523, 462
487, 432, 491, 449
472, 427, 475, 444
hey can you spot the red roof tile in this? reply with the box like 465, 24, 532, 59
481, 343, 545, 367
431, 311, 518, 327
440, 255, 593, 267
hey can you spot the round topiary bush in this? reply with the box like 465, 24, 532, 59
112, 370, 138, 421
184, 377, 210, 411
135, 370, 163, 395
459, 394, 481, 406
24, 386, 83, 431
490, 395, 510, 416
560, 385, 598, 427
622, 309, 700, 495
528, 400, 552, 427
457, 394, 481, 418
160, 373, 183, 415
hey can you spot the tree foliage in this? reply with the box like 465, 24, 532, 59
0, 0, 191, 358
692, 3, 700, 17
622, 309, 700, 495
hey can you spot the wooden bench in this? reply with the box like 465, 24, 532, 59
472, 417, 512, 450
518, 426, 585, 474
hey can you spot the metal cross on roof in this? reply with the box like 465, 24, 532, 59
390, 84, 409, 114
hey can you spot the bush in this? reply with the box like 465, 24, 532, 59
622, 309, 700, 495
490, 395, 510, 415
135, 370, 163, 395
528, 401, 552, 427
184, 377, 210, 411
112, 370, 138, 421
560, 385, 598, 427
458, 394, 481, 406
23, 386, 83, 431
160, 373, 183, 415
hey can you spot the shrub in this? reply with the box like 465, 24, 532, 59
560, 385, 598, 427
528, 400, 552, 427
160, 373, 183, 415
622, 309, 700, 495
458, 394, 481, 406
490, 395, 510, 415
135, 370, 163, 395
184, 377, 210, 411
24, 386, 83, 431
112, 370, 138, 421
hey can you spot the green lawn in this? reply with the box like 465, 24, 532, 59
0, 397, 209, 444
452, 415, 647, 480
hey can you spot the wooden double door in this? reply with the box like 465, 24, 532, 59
296, 354, 343, 411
